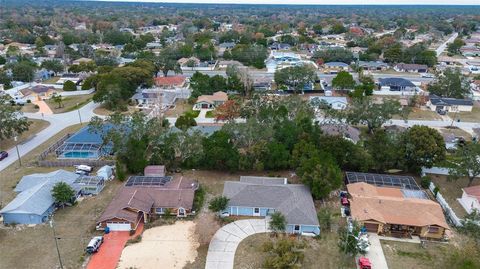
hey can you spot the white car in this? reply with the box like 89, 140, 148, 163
421, 73, 434, 78
75, 165, 93, 172
85, 236, 103, 254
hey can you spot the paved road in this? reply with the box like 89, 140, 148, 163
436, 32, 459, 57
181, 70, 434, 84
0, 101, 101, 172
205, 219, 270, 269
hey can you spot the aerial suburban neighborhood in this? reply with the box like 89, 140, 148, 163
1, 1, 480, 269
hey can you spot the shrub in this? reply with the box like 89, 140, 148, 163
193, 186, 206, 212
420, 176, 431, 189
26, 99, 31, 103
63, 80, 77, 91
126, 235, 142, 245
115, 161, 126, 181
433, 186, 440, 197
208, 196, 229, 212
34, 104, 39, 109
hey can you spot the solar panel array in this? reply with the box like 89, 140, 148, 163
345, 172, 421, 190
125, 176, 173, 187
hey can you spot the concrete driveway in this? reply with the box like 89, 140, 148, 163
358, 233, 389, 269
205, 219, 270, 269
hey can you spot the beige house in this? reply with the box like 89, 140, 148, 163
193, 91, 228, 110
19, 85, 57, 101
348, 182, 449, 239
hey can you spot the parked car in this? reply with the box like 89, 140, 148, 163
437, 109, 447, 115
85, 236, 103, 254
0, 151, 8, 161
421, 73, 434, 78
75, 169, 89, 176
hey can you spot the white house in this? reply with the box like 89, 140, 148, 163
427, 95, 474, 113
458, 185, 480, 214
310, 96, 348, 110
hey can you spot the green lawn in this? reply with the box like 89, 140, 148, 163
46, 94, 93, 114
0, 119, 50, 152
449, 107, 480, 123
205, 110, 215, 118
381, 240, 449, 269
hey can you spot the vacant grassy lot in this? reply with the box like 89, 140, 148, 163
234, 232, 355, 269
42, 76, 60, 84
0, 119, 50, 152
449, 107, 480, 122
381, 240, 449, 269
46, 94, 93, 114
20, 103, 40, 113
164, 100, 192, 117
392, 108, 442, 121
0, 123, 125, 269
426, 174, 480, 218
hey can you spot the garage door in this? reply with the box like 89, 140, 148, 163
363, 223, 379, 233
106, 222, 131, 231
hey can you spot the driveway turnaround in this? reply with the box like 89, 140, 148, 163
87, 222, 144, 269
358, 233, 389, 269
205, 219, 270, 269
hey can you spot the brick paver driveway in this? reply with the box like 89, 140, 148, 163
205, 219, 270, 269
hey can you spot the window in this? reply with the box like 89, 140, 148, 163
294, 225, 300, 231
254, 208, 260, 213
428, 226, 440, 233
155, 208, 165, 214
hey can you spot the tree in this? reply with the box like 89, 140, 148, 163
383, 43, 403, 63
0, 55, 6, 65
51, 182, 75, 207
449, 142, 480, 187
262, 239, 305, 269
155, 46, 182, 77
338, 221, 361, 255
428, 68, 470, 99
175, 113, 197, 130
297, 153, 342, 199
63, 80, 76, 91
332, 71, 355, 90
401, 126, 446, 170
51, 94, 64, 108
0, 71, 12, 89
229, 44, 268, 69
448, 38, 466, 55
202, 130, 239, 171
262, 141, 291, 170
11, 61, 36, 82
312, 48, 354, 63
269, 212, 287, 234
208, 196, 229, 212
0, 95, 30, 141
214, 100, 240, 123
274, 65, 317, 93
364, 131, 401, 171
337, 97, 402, 133
41, 60, 64, 75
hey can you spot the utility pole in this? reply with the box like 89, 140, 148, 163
50, 218, 64, 269
77, 103, 82, 125
13, 136, 21, 167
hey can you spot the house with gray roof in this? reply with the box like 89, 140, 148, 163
427, 94, 473, 113
378, 78, 416, 91
358, 61, 389, 71
222, 176, 320, 235
0, 170, 80, 224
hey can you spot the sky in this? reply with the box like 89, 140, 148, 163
98, 0, 480, 5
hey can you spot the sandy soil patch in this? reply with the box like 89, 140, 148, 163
117, 221, 199, 269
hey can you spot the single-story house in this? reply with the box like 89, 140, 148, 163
319, 124, 361, 144
154, 76, 187, 89
358, 61, 389, 71
223, 176, 320, 236
348, 182, 449, 239
310, 96, 348, 110
323, 62, 349, 74
0, 170, 80, 224
458, 185, 480, 214
56, 73, 82, 85
72, 57, 93, 65
19, 85, 57, 101
394, 63, 428, 73
461, 46, 480, 57
253, 77, 273, 92
55, 125, 114, 159
269, 42, 292, 51
97, 175, 198, 231
217, 60, 243, 69
193, 91, 228, 110
74, 176, 105, 195
378, 78, 416, 91
427, 95, 473, 113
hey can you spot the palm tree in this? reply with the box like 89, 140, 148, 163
52, 94, 63, 108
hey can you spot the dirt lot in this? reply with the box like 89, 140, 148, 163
118, 221, 199, 269
0, 123, 123, 269
164, 100, 192, 117
381, 240, 449, 269
20, 103, 40, 113
0, 119, 50, 152
46, 94, 93, 114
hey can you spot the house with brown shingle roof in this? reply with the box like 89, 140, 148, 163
193, 91, 228, 110
97, 175, 198, 231
347, 182, 449, 239
19, 85, 57, 101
